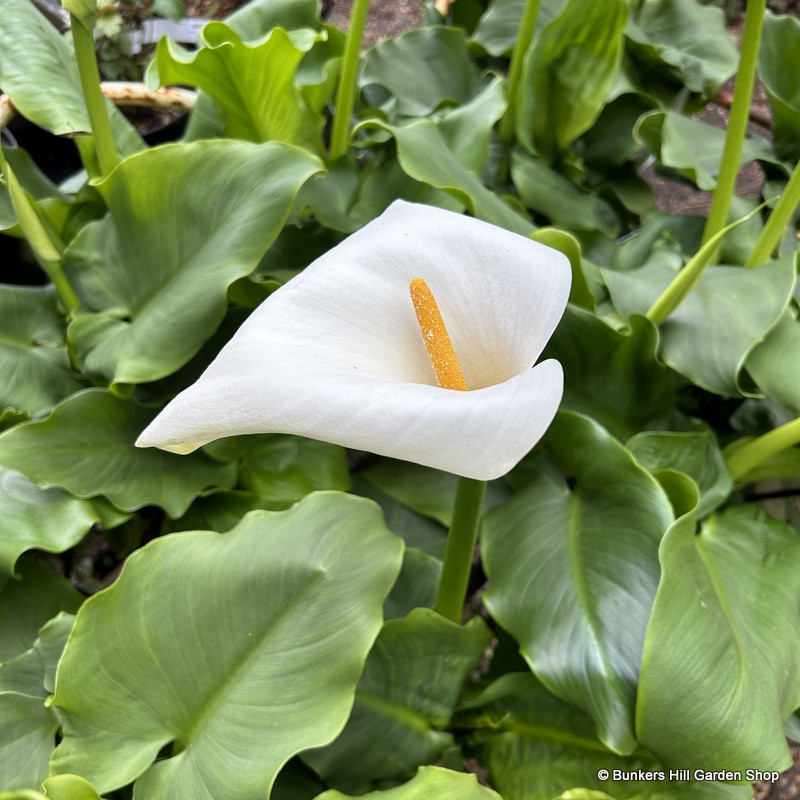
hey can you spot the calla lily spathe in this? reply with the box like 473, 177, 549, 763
136, 201, 571, 480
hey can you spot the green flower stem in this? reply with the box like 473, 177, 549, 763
0, 151, 79, 313
71, 14, 120, 178
329, 0, 370, 160
434, 477, 487, 624
726, 417, 800, 483
499, 0, 542, 144
745, 160, 800, 266
701, 0, 766, 246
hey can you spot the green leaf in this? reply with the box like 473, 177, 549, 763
0, 561, 82, 663
625, 0, 738, 98
314, 766, 501, 800
459, 673, 750, 800
360, 27, 486, 116
0, 390, 236, 517
604, 257, 797, 396
0, 469, 98, 588
542, 306, 675, 440
516, 0, 627, 159
383, 549, 441, 621
0, 0, 143, 154
635, 111, 775, 191
63, 141, 322, 387
0, 148, 72, 233
482, 411, 674, 754
304, 610, 490, 788
238, 435, 351, 509
0, 285, 85, 419
360, 120, 533, 235
511, 148, 620, 235
0, 567, 81, 793
157, 25, 324, 153
637, 504, 800, 772
470, 0, 565, 56
759, 11, 800, 162
530, 228, 595, 311
746, 302, 800, 416
50, 493, 403, 799
626, 429, 732, 517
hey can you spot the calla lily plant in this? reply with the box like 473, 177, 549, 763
137, 200, 571, 481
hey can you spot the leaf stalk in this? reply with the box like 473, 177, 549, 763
70, 13, 120, 178
701, 0, 766, 248
329, 0, 371, 160
745, 160, 800, 266
435, 476, 487, 624
726, 416, 800, 483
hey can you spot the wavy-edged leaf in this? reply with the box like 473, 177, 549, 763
0, 285, 84, 419
360, 27, 486, 116
63, 141, 321, 387
604, 257, 797, 396
542, 306, 674, 440
482, 411, 674, 753
637, 504, 800, 772
626, 428, 732, 517
50, 493, 404, 799
625, 0, 738, 98
314, 766, 501, 800
459, 673, 750, 800
0, 390, 236, 517
157, 24, 324, 153
304, 610, 490, 787
0, 469, 98, 588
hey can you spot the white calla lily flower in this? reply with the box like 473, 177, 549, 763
137, 201, 571, 480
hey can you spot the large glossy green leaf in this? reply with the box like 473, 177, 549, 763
0, 469, 98, 588
759, 11, 800, 161
0, 0, 143, 154
362, 120, 533, 236
542, 306, 675, 440
635, 111, 775, 191
637, 504, 800, 772
304, 610, 490, 788
63, 141, 321, 387
50, 493, 403, 799
626, 429, 732, 517
0, 390, 236, 517
459, 673, 750, 800
511, 148, 620, 235
604, 257, 797, 396
516, 0, 627, 160
315, 766, 501, 800
746, 302, 800, 415
0, 285, 84, 420
360, 27, 485, 116
157, 25, 324, 153
482, 411, 674, 754
625, 0, 738, 98
224, 0, 323, 40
